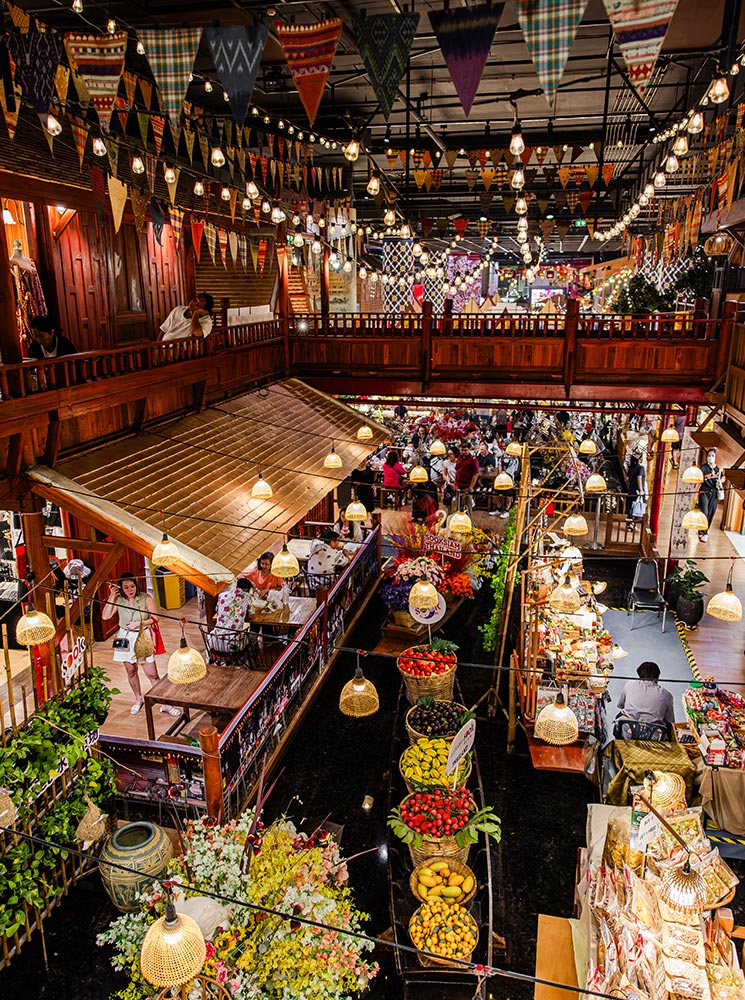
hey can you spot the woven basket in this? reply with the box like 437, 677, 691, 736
397, 649, 457, 704
134, 621, 154, 662
404, 702, 467, 745
409, 856, 477, 907
399, 753, 472, 796
76, 793, 108, 844
0, 789, 17, 829
408, 905, 479, 968
392, 610, 417, 627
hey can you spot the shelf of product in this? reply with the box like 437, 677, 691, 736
534, 606, 614, 684
683, 680, 745, 768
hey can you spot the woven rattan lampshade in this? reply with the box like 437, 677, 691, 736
345, 497, 368, 522
708, 563, 743, 622
357, 425, 373, 440
250, 473, 273, 500
682, 465, 704, 485
649, 771, 686, 812
409, 580, 439, 609
563, 546, 583, 563
339, 667, 379, 717
612, 644, 628, 659
16, 604, 56, 646
449, 511, 472, 535
564, 513, 589, 537
579, 439, 597, 455
681, 507, 709, 531
152, 532, 181, 567
271, 543, 300, 578
585, 473, 607, 493
548, 575, 581, 614
494, 471, 514, 490
661, 426, 680, 443
324, 444, 343, 469
140, 902, 206, 988
167, 623, 207, 684
430, 439, 446, 456
409, 464, 428, 483
704, 230, 734, 257
506, 441, 522, 457
659, 857, 708, 914
534, 692, 579, 746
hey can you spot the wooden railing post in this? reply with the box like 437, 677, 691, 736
421, 299, 433, 389
220, 297, 229, 332
562, 298, 579, 395
275, 243, 291, 376
199, 725, 224, 822
320, 247, 330, 330
715, 299, 737, 379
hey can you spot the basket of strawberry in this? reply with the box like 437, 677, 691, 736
397, 638, 459, 703
388, 787, 501, 867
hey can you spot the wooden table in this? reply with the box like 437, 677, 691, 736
535, 915, 578, 1000
249, 596, 317, 630
143, 665, 260, 741
527, 733, 586, 774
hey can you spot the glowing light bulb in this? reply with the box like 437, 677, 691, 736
107, 17, 116, 33
131, 154, 145, 174
92, 136, 106, 156
193, 179, 204, 196
211, 146, 225, 167
246, 180, 259, 199
204, 80, 213, 93
366, 174, 380, 196
46, 114, 62, 136
72, 0, 83, 12
509, 124, 525, 156
164, 165, 176, 184
221, 185, 231, 201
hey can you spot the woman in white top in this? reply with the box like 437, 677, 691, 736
307, 529, 351, 579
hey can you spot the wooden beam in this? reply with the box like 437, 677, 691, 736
132, 398, 148, 435
6, 432, 24, 477
43, 411, 61, 467
41, 535, 114, 552
0, 213, 22, 366
54, 542, 125, 641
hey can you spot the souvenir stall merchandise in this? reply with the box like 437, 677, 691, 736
683, 681, 745, 769
577, 797, 741, 1000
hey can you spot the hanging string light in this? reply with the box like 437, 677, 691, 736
548, 575, 581, 614
681, 503, 709, 531
210, 147, 226, 167
323, 443, 343, 469
578, 439, 596, 455
585, 473, 607, 493
449, 510, 472, 535
409, 464, 428, 483
345, 490, 367, 522
681, 465, 704, 485
409, 580, 440, 609
152, 511, 180, 567
660, 425, 680, 443
16, 577, 56, 646
430, 439, 446, 456
357, 424, 373, 440
339, 653, 379, 717
140, 889, 206, 987
563, 513, 589, 536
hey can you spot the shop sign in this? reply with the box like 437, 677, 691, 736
424, 533, 462, 558
637, 811, 661, 852
446, 719, 476, 777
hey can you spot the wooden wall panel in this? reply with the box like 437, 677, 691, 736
53, 211, 112, 353
144, 224, 188, 336
195, 254, 278, 308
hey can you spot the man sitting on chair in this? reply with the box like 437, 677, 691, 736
615, 661, 674, 736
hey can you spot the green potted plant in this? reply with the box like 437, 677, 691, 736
665, 558, 697, 610
674, 560, 709, 628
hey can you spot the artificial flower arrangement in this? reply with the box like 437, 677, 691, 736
380, 556, 445, 611
97, 810, 378, 1000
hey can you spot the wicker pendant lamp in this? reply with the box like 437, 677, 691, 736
167, 620, 206, 684
339, 655, 379, 717
661, 425, 680, 443
563, 513, 588, 537
505, 440, 522, 457
409, 464, 428, 483
251, 471, 273, 500
585, 473, 607, 493
345, 490, 367, 522
357, 424, 373, 440
494, 471, 514, 490
449, 510, 472, 535
579, 439, 596, 455
152, 510, 180, 567
409, 580, 439, 609
648, 771, 686, 812
548, 575, 581, 614
681, 465, 704, 485
323, 443, 343, 469
612, 644, 628, 659
140, 895, 206, 988
430, 439, 446, 456
708, 559, 743, 622
271, 541, 300, 578
534, 691, 579, 745
681, 504, 709, 531
16, 593, 56, 646
660, 856, 708, 914
562, 546, 583, 563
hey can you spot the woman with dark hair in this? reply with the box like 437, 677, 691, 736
102, 572, 176, 716
27, 315, 77, 359
246, 551, 282, 595
307, 528, 351, 577
626, 453, 646, 519
383, 448, 407, 508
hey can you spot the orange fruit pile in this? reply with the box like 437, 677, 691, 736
409, 899, 478, 960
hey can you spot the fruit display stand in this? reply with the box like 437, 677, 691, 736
399, 738, 471, 795
397, 639, 459, 704
409, 857, 477, 907
405, 700, 468, 745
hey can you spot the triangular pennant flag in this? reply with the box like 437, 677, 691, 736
603, 0, 680, 95
275, 19, 342, 125
63, 32, 127, 129
137, 111, 150, 149
69, 118, 89, 169
355, 11, 419, 119
432, 168, 444, 190
205, 222, 217, 263
436, 218, 449, 233
229, 189, 237, 221
556, 220, 571, 240
542, 219, 556, 239
424, 170, 433, 190
7, 3, 31, 32
466, 149, 479, 168
205, 26, 268, 128
566, 191, 579, 211
602, 162, 615, 186
502, 194, 515, 213
513, 1, 587, 106
165, 166, 180, 204
151, 198, 166, 245
140, 29, 201, 132
55, 64, 69, 109
571, 144, 583, 163
481, 168, 495, 191
183, 127, 195, 163
122, 69, 137, 107
258, 237, 268, 275
9, 29, 64, 115
250, 238, 259, 271
139, 77, 152, 110
465, 168, 478, 190
260, 154, 268, 183
558, 167, 571, 188
228, 230, 239, 266
412, 168, 426, 190
108, 176, 128, 234
145, 153, 157, 193
151, 114, 166, 156
169, 206, 184, 252
105, 137, 119, 178
537, 195, 550, 216
420, 218, 434, 238
579, 190, 593, 214
584, 164, 599, 188
553, 144, 566, 164
477, 218, 490, 238
89, 164, 105, 217
199, 133, 210, 170
444, 149, 458, 170
217, 228, 229, 268
239, 233, 248, 269
428, 3, 504, 115
191, 218, 204, 261
130, 186, 150, 234
490, 148, 504, 166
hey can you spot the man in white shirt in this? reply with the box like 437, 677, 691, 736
160, 292, 214, 341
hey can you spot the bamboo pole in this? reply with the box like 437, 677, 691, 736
2, 624, 17, 733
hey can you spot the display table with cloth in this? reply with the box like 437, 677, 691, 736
700, 766, 745, 836
601, 738, 698, 805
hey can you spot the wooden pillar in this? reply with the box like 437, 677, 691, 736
220, 296, 229, 332
562, 299, 579, 397
421, 299, 433, 390
648, 409, 669, 542
715, 299, 736, 378
22, 504, 55, 703
198, 725, 224, 822
203, 591, 217, 626
0, 213, 22, 364
320, 246, 330, 325
276, 242, 291, 376
31, 202, 61, 330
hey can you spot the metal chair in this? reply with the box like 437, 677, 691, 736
612, 717, 672, 741
199, 624, 255, 667
303, 570, 337, 595
627, 558, 667, 632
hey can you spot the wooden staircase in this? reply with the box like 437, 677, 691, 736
288, 267, 312, 315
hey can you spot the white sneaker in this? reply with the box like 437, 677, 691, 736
700, 533, 708, 542
160, 705, 180, 716
488, 510, 501, 516
500, 511, 510, 519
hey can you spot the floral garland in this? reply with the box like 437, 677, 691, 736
98, 812, 378, 1000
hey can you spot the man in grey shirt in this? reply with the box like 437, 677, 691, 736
616, 661, 675, 726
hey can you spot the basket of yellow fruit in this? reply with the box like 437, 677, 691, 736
399, 737, 471, 794
408, 898, 479, 968
409, 856, 477, 907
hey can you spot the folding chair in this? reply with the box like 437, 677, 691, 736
627, 558, 667, 632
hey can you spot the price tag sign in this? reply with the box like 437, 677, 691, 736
408, 593, 447, 625
637, 811, 661, 852
446, 719, 476, 777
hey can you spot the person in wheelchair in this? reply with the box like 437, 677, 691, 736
614, 661, 675, 740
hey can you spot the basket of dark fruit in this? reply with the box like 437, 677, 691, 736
405, 696, 474, 745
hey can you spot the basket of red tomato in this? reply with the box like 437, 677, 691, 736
388, 787, 501, 867
397, 639, 458, 704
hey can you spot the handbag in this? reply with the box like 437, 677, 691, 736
630, 497, 647, 519
112, 637, 130, 651
718, 486, 725, 501
150, 619, 166, 656
442, 484, 456, 506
